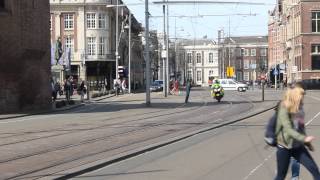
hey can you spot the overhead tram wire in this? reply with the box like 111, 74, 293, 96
150, 13, 258, 18
152, 1, 276, 6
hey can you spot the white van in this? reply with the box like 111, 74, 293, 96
218, 79, 248, 92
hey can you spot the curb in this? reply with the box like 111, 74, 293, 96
44, 102, 278, 180
0, 103, 85, 120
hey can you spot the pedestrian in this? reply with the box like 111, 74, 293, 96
64, 77, 72, 102
79, 80, 85, 102
114, 78, 121, 96
185, 79, 191, 103
54, 81, 61, 98
51, 78, 57, 101
274, 86, 320, 180
122, 79, 127, 94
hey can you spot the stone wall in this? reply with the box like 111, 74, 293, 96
0, 0, 51, 113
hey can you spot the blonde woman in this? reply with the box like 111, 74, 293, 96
274, 86, 320, 180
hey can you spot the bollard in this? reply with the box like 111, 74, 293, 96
262, 80, 265, 101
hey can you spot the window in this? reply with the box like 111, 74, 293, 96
244, 49, 249, 56
244, 60, 249, 69
220, 80, 227, 84
312, 12, 320, 33
241, 48, 245, 56
64, 14, 74, 30
98, 14, 106, 29
244, 72, 250, 81
311, 44, 320, 70
98, 37, 105, 55
187, 70, 192, 80
209, 70, 214, 76
251, 59, 256, 65
87, 37, 96, 55
64, 36, 74, 52
260, 48, 267, 56
87, 13, 96, 29
228, 80, 236, 85
209, 53, 213, 63
197, 71, 202, 81
196, 53, 201, 63
187, 53, 192, 63
312, 44, 320, 54
251, 49, 256, 56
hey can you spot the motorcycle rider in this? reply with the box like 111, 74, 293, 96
211, 80, 224, 97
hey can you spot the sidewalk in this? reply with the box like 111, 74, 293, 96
0, 91, 117, 120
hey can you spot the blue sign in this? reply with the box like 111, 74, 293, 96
273, 69, 278, 76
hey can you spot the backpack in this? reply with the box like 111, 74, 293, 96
264, 112, 278, 147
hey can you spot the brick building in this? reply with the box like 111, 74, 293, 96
268, 0, 320, 83
0, 0, 51, 113
222, 36, 268, 82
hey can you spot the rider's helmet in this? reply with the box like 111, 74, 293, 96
215, 80, 220, 84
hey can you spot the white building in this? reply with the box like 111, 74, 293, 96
177, 39, 219, 87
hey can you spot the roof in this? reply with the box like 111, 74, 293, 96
223, 36, 268, 45
177, 39, 217, 46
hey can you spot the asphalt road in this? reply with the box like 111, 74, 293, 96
0, 88, 283, 179
74, 91, 320, 180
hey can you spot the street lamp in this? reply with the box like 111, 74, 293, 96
107, 1, 151, 105
107, 4, 131, 93
106, 3, 122, 81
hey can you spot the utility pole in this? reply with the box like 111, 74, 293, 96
128, 11, 132, 93
166, 1, 169, 95
145, 0, 151, 106
115, 0, 119, 79
162, 4, 167, 97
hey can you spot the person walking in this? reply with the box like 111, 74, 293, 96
185, 79, 191, 103
274, 86, 320, 180
79, 80, 85, 102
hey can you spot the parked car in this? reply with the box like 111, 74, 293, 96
150, 80, 163, 92
154, 80, 164, 88
218, 79, 248, 92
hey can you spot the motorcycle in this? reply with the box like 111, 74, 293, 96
211, 86, 224, 102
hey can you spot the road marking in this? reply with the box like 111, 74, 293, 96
242, 109, 320, 180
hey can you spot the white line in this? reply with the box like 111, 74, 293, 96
306, 111, 320, 126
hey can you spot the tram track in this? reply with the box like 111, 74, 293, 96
1, 91, 262, 180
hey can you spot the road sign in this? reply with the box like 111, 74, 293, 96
227, 66, 234, 77
273, 69, 278, 76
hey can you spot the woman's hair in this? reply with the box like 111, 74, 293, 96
282, 86, 305, 113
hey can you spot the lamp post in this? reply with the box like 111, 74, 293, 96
125, 11, 132, 94
145, 0, 151, 106
107, 4, 132, 93
115, 0, 119, 79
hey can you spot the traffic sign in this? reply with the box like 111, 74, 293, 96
273, 69, 278, 75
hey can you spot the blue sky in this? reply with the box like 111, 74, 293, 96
125, 0, 277, 40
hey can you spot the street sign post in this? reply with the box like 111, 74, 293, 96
273, 69, 278, 90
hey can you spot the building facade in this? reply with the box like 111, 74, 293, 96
0, 0, 51, 113
176, 39, 219, 87
223, 36, 268, 82
268, 0, 320, 83
50, 0, 144, 90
